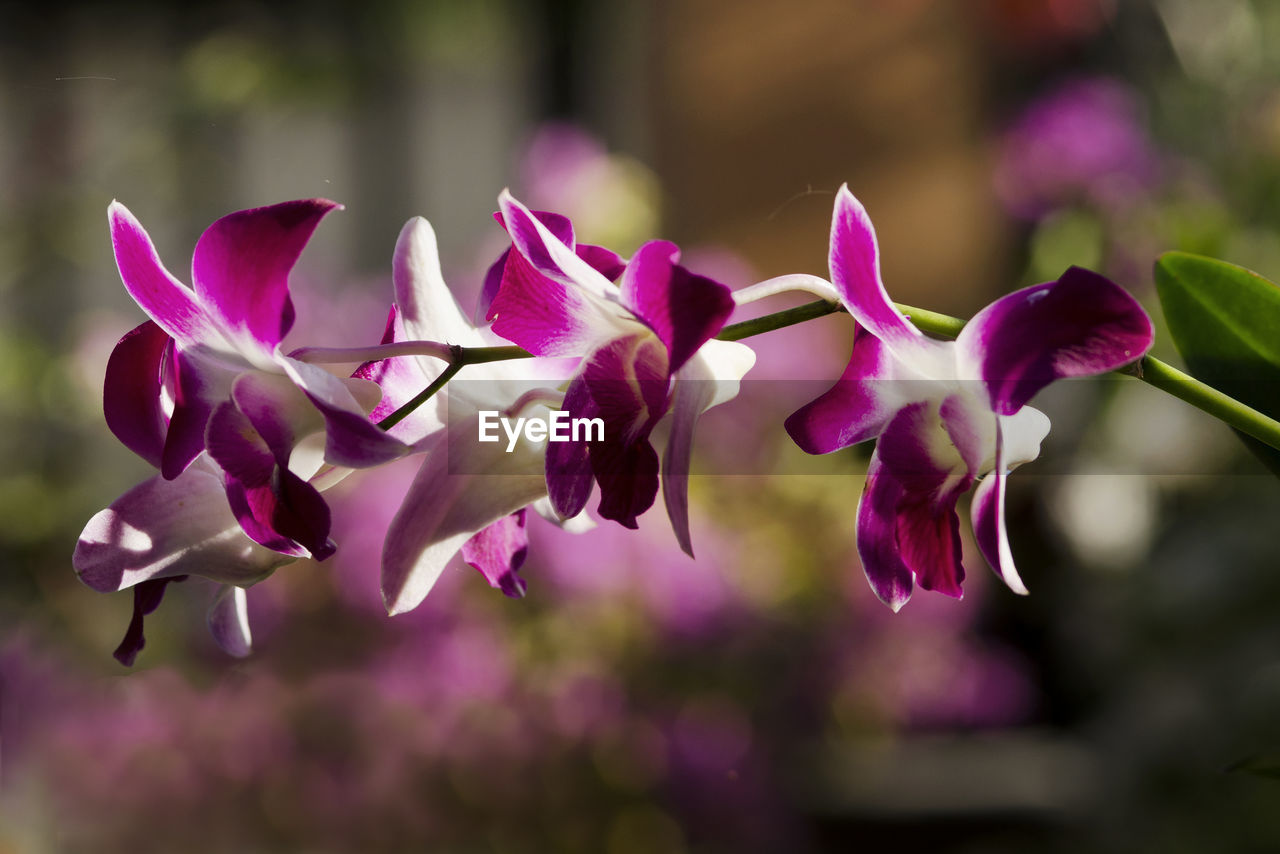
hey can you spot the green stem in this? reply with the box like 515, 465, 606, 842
717, 300, 844, 340
373, 298, 1280, 453
1135, 356, 1280, 450
377, 360, 463, 431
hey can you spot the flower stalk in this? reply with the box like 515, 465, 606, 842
376, 298, 1280, 454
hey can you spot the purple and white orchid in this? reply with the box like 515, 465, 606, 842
778, 186, 1154, 610
75, 200, 410, 662
100, 200, 409, 559
354, 215, 590, 615
489, 191, 755, 553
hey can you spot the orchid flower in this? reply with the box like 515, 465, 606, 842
489, 191, 756, 553
355, 216, 591, 615
779, 186, 1153, 610
74, 452, 302, 663
103, 200, 409, 558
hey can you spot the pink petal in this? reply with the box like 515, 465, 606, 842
856, 458, 914, 611
957, 266, 1154, 415
545, 374, 596, 519
460, 510, 530, 598
191, 199, 341, 355
619, 240, 734, 373
280, 355, 411, 469
104, 320, 170, 469
491, 191, 635, 356
785, 326, 899, 454
108, 202, 219, 348
828, 186, 921, 351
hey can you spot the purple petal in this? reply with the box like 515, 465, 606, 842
279, 356, 410, 469
74, 463, 291, 593
381, 417, 547, 615
591, 429, 660, 530
971, 421, 1029, 595
577, 243, 627, 282
958, 266, 1154, 415
874, 400, 968, 494
460, 510, 530, 598
619, 240, 735, 374
113, 575, 186, 667
785, 327, 899, 455
545, 373, 596, 519
661, 373, 715, 557
491, 191, 634, 356
581, 336, 671, 528
108, 202, 219, 347
191, 199, 340, 355
829, 186, 920, 350
104, 320, 170, 469
206, 402, 335, 560
870, 402, 974, 600
160, 348, 230, 480
207, 585, 253, 658
894, 489, 966, 599
478, 210, 583, 322
856, 458, 914, 611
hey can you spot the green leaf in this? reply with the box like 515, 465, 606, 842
1155, 251, 1280, 475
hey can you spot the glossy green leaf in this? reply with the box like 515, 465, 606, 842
1155, 251, 1280, 475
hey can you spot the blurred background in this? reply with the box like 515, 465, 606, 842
5, 0, 1280, 850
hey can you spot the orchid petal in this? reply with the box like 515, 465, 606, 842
576, 243, 627, 282
785, 327, 901, 454
207, 585, 253, 658
381, 415, 547, 615
895, 487, 966, 599
971, 420, 1029, 595
460, 510, 530, 598
104, 320, 170, 468
279, 355, 410, 469
856, 458, 914, 612
206, 401, 336, 560
476, 210, 580, 323
191, 199, 340, 356
661, 341, 755, 556
74, 461, 291, 593
108, 202, 220, 348
661, 374, 713, 557
532, 496, 596, 533
874, 401, 968, 496
873, 402, 971, 598
957, 266, 1154, 415
490, 191, 636, 355
582, 335, 671, 528
393, 217, 486, 350
113, 576, 186, 667
160, 348, 232, 480
545, 373, 596, 519
829, 185, 921, 351
619, 240, 735, 373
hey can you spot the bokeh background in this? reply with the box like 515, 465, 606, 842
5, 0, 1280, 851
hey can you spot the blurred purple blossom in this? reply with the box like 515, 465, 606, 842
994, 76, 1161, 219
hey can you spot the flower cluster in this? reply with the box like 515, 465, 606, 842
74, 185, 1153, 663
